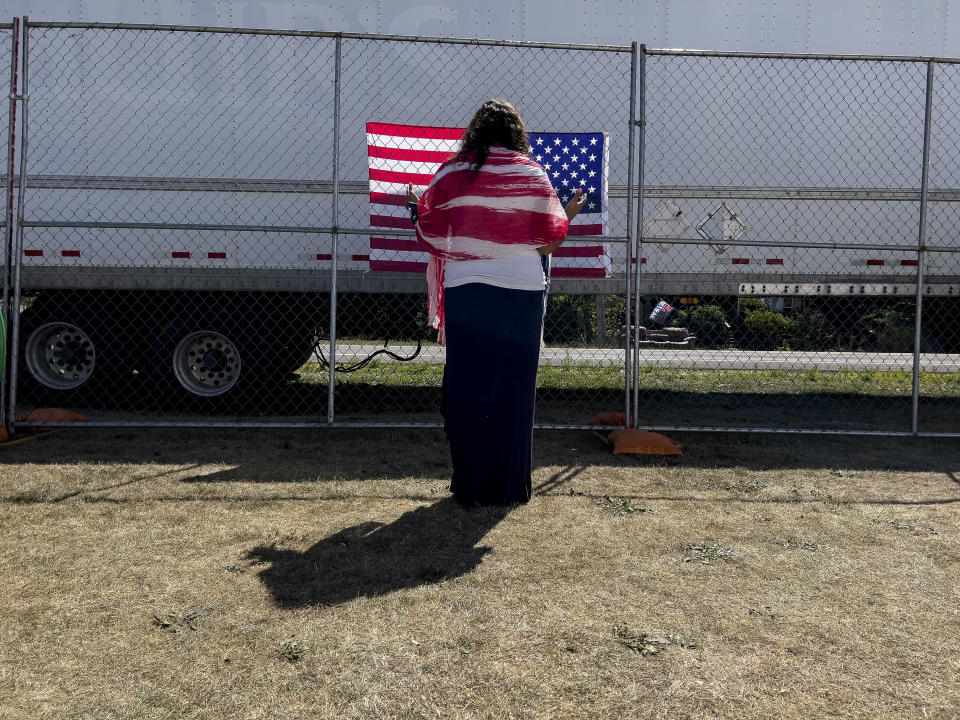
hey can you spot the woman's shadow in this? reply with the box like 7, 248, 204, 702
245, 497, 511, 608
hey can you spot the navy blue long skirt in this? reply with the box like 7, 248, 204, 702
441, 282, 545, 506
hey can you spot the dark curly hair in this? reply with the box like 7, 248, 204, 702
457, 99, 531, 169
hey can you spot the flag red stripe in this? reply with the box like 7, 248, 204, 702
554, 245, 605, 258
549, 266, 607, 278
370, 192, 410, 207
370, 214, 413, 229
369, 168, 436, 185
371, 237, 421, 252
370, 259, 428, 273
367, 122, 464, 140
368, 145, 454, 163
565, 224, 604, 236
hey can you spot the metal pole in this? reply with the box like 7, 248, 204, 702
1, 19, 20, 434
327, 35, 342, 426
642, 47, 960, 64
27, 22, 633, 53
623, 42, 638, 428
595, 295, 605, 342
632, 45, 647, 428
6, 17, 26, 433
912, 60, 935, 435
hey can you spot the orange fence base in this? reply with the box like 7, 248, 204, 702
607, 429, 682, 456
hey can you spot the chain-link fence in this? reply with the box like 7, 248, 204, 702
2, 24, 959, 436
5, 22, 636, 431
637, 48, 960, 436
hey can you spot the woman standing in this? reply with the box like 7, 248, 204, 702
410, 99, 585, 506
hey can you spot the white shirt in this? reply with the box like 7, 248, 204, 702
443, 250, 546, 291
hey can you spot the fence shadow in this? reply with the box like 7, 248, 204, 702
245, 497, 509, 608
3, 426, 960, 479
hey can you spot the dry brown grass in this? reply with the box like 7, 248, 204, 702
1, 428, 959, 719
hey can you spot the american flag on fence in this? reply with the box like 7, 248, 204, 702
366, 122, 611, 277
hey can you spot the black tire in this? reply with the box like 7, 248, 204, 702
270, 322, 318, 376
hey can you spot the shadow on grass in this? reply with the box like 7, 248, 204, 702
246, 497, 510, 608
3, 424, 960, 480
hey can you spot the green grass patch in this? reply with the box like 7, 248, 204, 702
295, 361, 960, 398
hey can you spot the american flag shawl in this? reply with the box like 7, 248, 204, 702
366, 122, 611, 342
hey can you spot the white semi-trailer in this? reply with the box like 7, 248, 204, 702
0, 0, 956, 403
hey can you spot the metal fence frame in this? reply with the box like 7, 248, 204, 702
635, 46, 960, 438
0, 21, 16, 433
3, 20, 638, 432
1, 24, 959, 436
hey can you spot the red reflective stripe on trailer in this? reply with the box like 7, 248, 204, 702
866, 259, 884, 266
61, 250, 80, 257
316, 253, 332, 261
732, 258, 749, 264
629, 257, 647, 264
207, 252, 227, 259
352, 254, 370, 261
901, 259, 919, 266
24, 249, 42, 257
172, 251, 191, 259
766, 258, 784, 265
366, 122, 464, 140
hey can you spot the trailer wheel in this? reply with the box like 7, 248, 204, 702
153, 308, 263, 400
16, 304, 105, 402
23, 319, 97, 391
172, 330, 243, 396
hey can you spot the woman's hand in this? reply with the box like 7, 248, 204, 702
565, 187, 587, 220
540, 189, 588, 255
406, 183, 419, 203
538, 241, 561, 256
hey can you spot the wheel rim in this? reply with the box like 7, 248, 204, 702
24, 321, 97, 390
172, 330, 241, 396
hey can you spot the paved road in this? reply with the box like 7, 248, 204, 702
327, 344, 960, 373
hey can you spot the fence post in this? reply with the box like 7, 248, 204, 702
1, 19, 19, 435
328, 34, 342, 426
622, 41, 637, 429
5, 16, 26, 434
632, 44, 646, 429
911, 59, 934, 435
